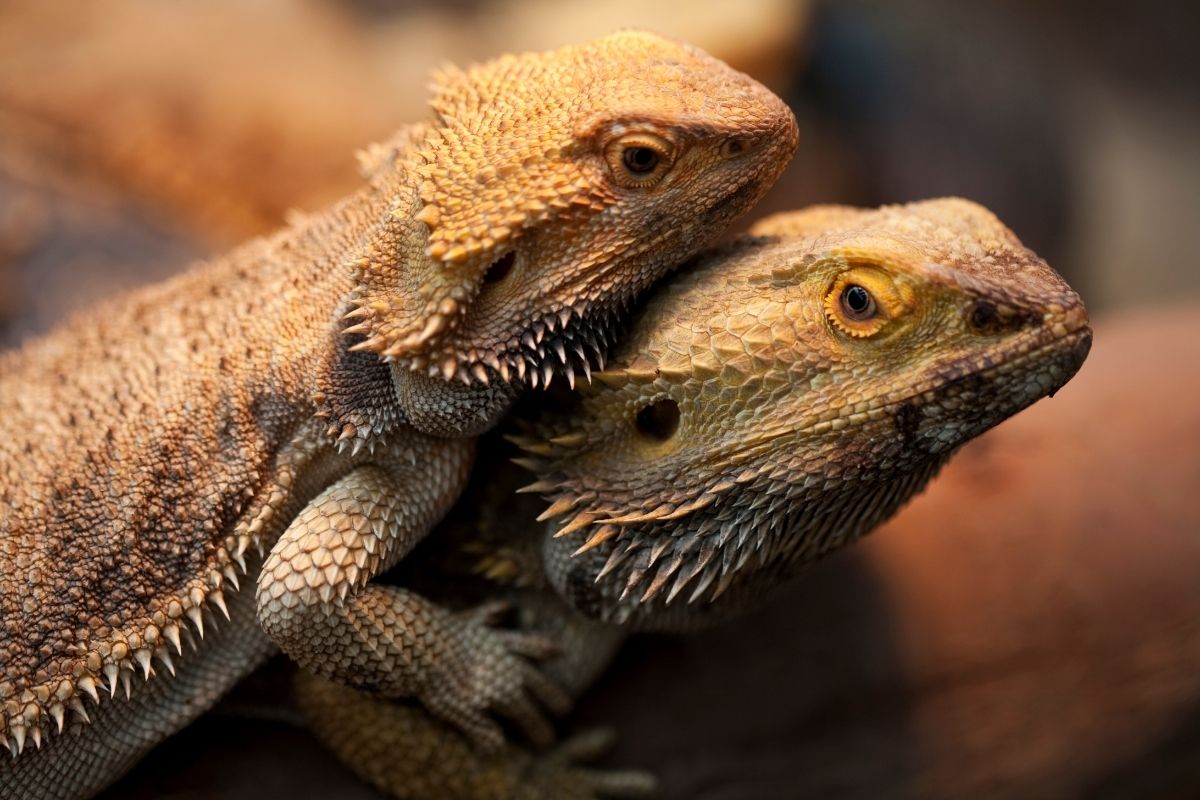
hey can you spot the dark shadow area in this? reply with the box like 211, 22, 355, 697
99, 545, 914, 800
1087, 705, 1200, 800
576, 548, 915, 800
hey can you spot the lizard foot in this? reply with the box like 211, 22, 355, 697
425, 600, 572, 751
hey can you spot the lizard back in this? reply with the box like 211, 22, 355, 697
0, 184, 392, 745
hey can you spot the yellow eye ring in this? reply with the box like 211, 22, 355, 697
824, 269, 897, 338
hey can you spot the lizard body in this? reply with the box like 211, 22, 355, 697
0, 32, 797, 797
300, 198, 1091, 799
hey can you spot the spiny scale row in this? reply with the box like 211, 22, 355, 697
0, 485, 285, 755
0, 551, 253, 758
597, 516, 774, 620
310, 404, 394, 458
351, 294, 618, 389
603, 462, 951, 620
434, 303, 617, 389
522, 471, 784, 609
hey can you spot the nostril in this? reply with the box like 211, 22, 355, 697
968, 300, 1041, 335
482, 251, 516, 284
1063, 302, 1091, 334
720, 138, 748, 158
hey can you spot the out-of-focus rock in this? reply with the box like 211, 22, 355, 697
0, 0, 428, 242
0, 197, 43, 327
469, 0, 807, 91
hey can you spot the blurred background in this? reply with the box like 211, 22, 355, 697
1, 1, 1197, 798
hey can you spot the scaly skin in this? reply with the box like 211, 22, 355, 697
301, 198, 1092, 799
0, 32, 797, 798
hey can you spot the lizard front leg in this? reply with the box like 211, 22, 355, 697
295, 589, 645, 800
255, 439, 565, 748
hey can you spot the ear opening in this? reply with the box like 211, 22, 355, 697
634, 398, 680, 441
481, 250, 516, 285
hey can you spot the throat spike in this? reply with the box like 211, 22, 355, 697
77, 675, 100, 704
186, 606, 205, 638
134, 649, 152, 680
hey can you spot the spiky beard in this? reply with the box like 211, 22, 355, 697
541, 455, 951, 627
403, 302, 628, 390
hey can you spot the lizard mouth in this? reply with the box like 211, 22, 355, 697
909, 323, 1092, 412
458, 304, 623, 390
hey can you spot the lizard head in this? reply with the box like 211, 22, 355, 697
514, 198, 1092, 625
345, 30, 798, 401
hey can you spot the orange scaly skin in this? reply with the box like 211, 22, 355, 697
0, 32, 797, 799
297, 199, 1092, 799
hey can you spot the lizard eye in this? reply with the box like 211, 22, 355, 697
840, 285, 877, 320
623, 147, 659, 174
634, 398, 680, 441
605, 133, 675, 189
825, 267, 904, 339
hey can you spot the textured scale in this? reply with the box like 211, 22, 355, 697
0, 31, 797, 798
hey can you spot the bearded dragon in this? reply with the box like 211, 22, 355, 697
296, 198, 1092, 799
0, 31, 797, 798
